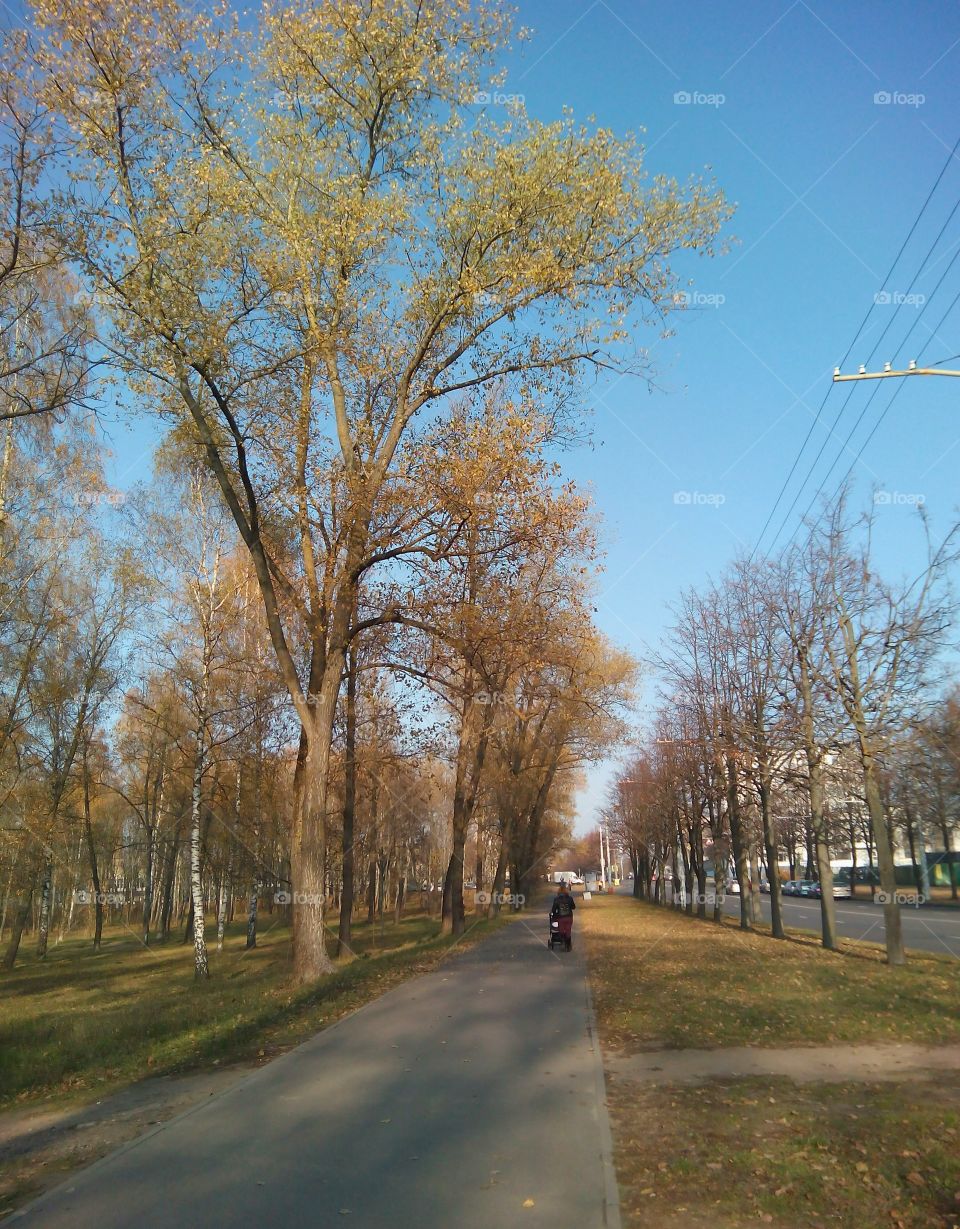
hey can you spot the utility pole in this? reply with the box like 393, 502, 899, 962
599, 824, 607, 890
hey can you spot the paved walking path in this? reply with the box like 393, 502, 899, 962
12, 917, 620, 1229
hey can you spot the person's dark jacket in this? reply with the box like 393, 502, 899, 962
550, 892, 576, 918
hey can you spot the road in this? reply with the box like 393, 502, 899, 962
12, 916, 619, 1229
615, 882, 960, 958
722, 891, 960, 957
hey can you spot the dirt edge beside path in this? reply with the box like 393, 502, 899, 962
605, 1041, 960, 1086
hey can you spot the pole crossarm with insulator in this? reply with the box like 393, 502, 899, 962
833, 360, 960, 382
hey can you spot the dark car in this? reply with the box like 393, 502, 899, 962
783, 879, 819, 897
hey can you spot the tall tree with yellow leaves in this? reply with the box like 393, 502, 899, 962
29, 0, 731, 979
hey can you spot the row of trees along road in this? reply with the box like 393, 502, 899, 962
607, 496, 959, 967
0, 0, 730, 979
0, 393, 643, 976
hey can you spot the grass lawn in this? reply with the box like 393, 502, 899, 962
579, 893, 960, 1050
607, 1075, 960, 1229
580, 895, 960, 1229
0, 904, 505, 1110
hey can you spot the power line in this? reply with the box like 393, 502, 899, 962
749, 132, 960, 561
763, 149, 960, 557
816, 279, 960, 519
782, 239, 960, 540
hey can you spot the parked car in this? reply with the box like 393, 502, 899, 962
725, 878, 741, 895
809, 881, 852, 899
783, 879, 819, 896
759, 878, 771, 894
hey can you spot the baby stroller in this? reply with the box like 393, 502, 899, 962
548, 913, 573, 951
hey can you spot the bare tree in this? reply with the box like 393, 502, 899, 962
808, 498, 958, 964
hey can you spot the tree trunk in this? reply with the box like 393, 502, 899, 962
804, 820, 816, 880
443, 694, 494, 935
189, 721, 209, 979
288, 651, 341, 982
516, 763, 558, 906
159, 819, 182, 941
759, 773, 785, 939
488, 812, 513, 918
712, 854, 725, 922
673, 819, 687, 910
394, 852, 407, 925
474, 818, 485, 902
2, 864, 37, 970
903, 799, 920, 890
862, 748, 904, 965
443, 771, 471, 936
690, 810, 707, 919
670, 837, 681, 910
798, 654, 837, 949
747, 837, 761, 926
58, 836, 82, 944
216, 843, 233, 952
0, 844, 19, 939
940, 820, 958, 900
338, 647, 357, 957
82, 756, 104, 950
142, 821, 156, 946
376, 851, 389, 920
246, 881, 259, 949
442, 816, 467, 936
36, 853, 53, 958
366, 857, 377, 924
725, 749, 751, 931
808, 759, 838, 950
246, 746, 263, 948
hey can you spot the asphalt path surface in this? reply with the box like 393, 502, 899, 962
12, 915, 620, 1229
615, 882, 960, 959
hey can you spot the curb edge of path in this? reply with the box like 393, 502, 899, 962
582, 966, 622, 1229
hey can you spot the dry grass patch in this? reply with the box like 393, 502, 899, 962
608, 1075, 960, 1229
0, 907, 506, 1110
579, 894, 960, 1050
581, 895, 960, 1228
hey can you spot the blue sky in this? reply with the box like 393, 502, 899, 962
491, 1, 960, 827
14, 0, 960, 832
